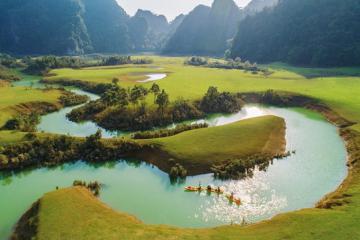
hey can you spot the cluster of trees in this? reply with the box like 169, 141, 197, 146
0, 54, 21, 81
2, 113, 40, 132
24, 56, 89, 75
185, 56, 260, 72
73, 180, 102, 196
0, 131, 145, 171
101, 56, 153, 66
261, 90, 291, 106
0, 53, 23, 68
169, 163, 188, 181
132, 123, 208, 139
59, 92, 89, 107
184, 56, 209, 66
231, 0, 360, 67
0, 65, 20, 82
200, 86, 244, 113
68, 84, 243, 131
23, 55, 154, 75
211, 154, 272, 180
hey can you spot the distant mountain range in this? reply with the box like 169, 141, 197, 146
0, 0, 276, 56
163, 0, 242, 56
231, 0, 360, 67
2, 0, 357, 68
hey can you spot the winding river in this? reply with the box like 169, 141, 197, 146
0, 74, 347, 239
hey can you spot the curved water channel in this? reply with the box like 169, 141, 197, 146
0, 74, 347, 239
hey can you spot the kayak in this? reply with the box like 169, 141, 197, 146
185, 186, 202, 192
226, 195, 241, 206
184, 186, 224, 194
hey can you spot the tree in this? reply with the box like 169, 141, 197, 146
101, 85, 128, 108
130, 85, 148, 106
150, 83, 160, 102
112, 78, 119, 85
155, 89, 169, 116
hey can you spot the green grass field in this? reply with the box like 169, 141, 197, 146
145, 116, 285, 173
0, 85, 63, 127
45, 57, 360, 132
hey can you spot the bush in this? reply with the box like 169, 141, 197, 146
169, 163, 187, 180
59, 92, 89, 107
132, 123, 208, 139
184, 56, 208, 66
200, 86, 244, 114
73, 180, 102, 196
2, 113, 40, 132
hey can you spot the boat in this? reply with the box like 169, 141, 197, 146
184, 186, 224, 194
185, 186, 202, 192
226, 195, 241, 206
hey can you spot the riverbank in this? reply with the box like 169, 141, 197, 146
0, 116, 286, 179
140, 116, 286, 176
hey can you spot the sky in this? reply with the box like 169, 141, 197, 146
116, 0, 252, 21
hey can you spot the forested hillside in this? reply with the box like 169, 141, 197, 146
129, 10, 170, 51
163, 0, 242, 56
231, 0, 360, 67
0, 0, 92, 55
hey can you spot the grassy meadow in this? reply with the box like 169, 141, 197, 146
0, 85, 63, 127
145, 115, 285, 173
45, 57, 360, 132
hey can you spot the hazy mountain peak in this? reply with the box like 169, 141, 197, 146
244, 0, 279, 15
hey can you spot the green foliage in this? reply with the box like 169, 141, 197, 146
184, 56, 208, 66
67, 100, 107, 122
231, 0, 360, 67
101, 56, 131, 66
24, 56, 88, 75
132, 123, 208, 139
59, 92, 89, 107
101, 85, 129, 108
200, 86, 243, 113
130, 85, 148, 106
2, 113, 40, 132
150, 83, 160, 94
185, 56, 260, 72
0, 65, 20, 81
211, 155, 272, 180
73, 180, 102, 196
0, 132, 144, 170
155, 90, 169, 115
169, 163, 187, 180
172, 99, 203, 122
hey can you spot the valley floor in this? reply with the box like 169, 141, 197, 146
2, 56, 360, 239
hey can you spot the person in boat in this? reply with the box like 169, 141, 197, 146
217, 186, 221, 193
198, 182, 202, 191
230, 192, 234, 200
207, 185, 212, 192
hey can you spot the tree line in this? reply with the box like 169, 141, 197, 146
67, 82, 243, 131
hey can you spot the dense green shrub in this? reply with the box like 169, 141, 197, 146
59, 92, 89, 107
0, 132, 145, 171
169, 163, 187, 180
200, 86, 244, 114
211, 155, 272, 180
132, 123, 208, 139
184, 56, 208, 66
2, 113, 40, 132
73, 180, 102, 196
